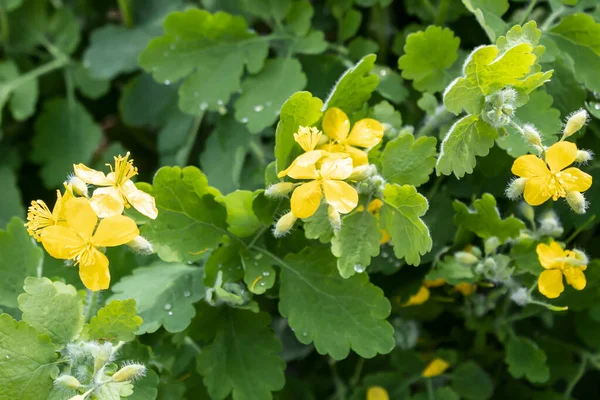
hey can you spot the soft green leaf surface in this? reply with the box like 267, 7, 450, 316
505, 336, 550, 384
451, 361, 494, 400
86, 299, 143, 342
338, 9, 362, 42
382, 133, 437, 187
426, 256, 476, 285
216, 190, 262, 238
243, 250, 276, 295
73, 63, 110, 99
302, 203, 334, 243
286, 0, 313, 36
0, 60, 38, 123
374, 66, 409, 104
0, 166, 24, 227
324, 54, 378, 115
462, 0, 509, 42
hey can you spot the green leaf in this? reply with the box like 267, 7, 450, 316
548, 13, 600, 92
462, 0, 509, 42
417, 92, 438, 115
274, 91, 323, 173
451, 361, 494, 400
109, 262, 205, 334
243, 0, 291, 22
331, 211, 381, 278
129, 369, 160, 400
31, 98, 102, 188
0, 60, 39, 123
277, 246, 394, 359
373, 66, 409, 104
216, 190, 262, 238
0, 218, 43, 308
243, 250, 276, 295
286, 0, 313, 36
436, 115, 497, 178
196, 307, 285, 400
139, 9, 269, 114
0, 314, 59, 399
505, 336, 550, 384
398, 26, 460, 93
0, 166, 25, 227
48, 7, 81, 54
453, 194, 525, 243
142, 166, 228, 262
73, 62, 110, 99
234, 57, 307, 133
426, 256, 476, 285
86, 299, 143, 342
324, 54, 379, 115
370, 100, 403, 136
338, 8, 362, 42
18, 277, 84, 348
348, 37, 379, 61
380, 184, 432, 265
302, 203, 334, 243
382, 133, 437, 187
413, 387, 460, 400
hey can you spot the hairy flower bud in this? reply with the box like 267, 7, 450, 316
455, 251, 479, 265
510, 287, 529, 306
273, 211, 297, 238
566, 191, 587, 214
65, 175, 89, 197
55, 375, 81, 389
265, 182, 294, 198
538, 210, 563, 237
563, 109, 588, 138
519, 202, 535, 222
484, 236, 500, 255
93, 342, 113, 371
575, 150, 594, 163
113, 364, 146, 382
349, 164, 377, 181
327, 206, 341, 231
126, 235, 154, 255
572, 249, 589, 265
506, 178, 527, 200
522, 124, 541, 146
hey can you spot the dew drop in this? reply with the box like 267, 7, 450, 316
354, 264, 365, 273
187, 261, 193, 265
262, 271, 270, 276
260, 282, 266, 286
302, 332, 308, 337
381, 252, 388, 259
380, 69, 387, 77
168, 311, 173, 316
5, 355, 9, 359
241, 117, 249, 123
254, 105, 264, 112
217, 99, 224, 106
164, 80, 171, 85
199, 102, 208, 111
164, 303, 172, 310
183, 291, 191, 297
255, 253, 263, 260
594, 103, 600, 110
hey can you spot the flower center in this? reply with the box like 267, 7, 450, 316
109, 152, 138, 185
25, 200, 56, 239
543, 171, 576, 200
71, 241, 97, 266
294, 126, 322, 152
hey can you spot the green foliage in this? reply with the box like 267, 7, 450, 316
382, 134, 437, 187
505, 337, 550, 384
324, 54, 379, 114
86, 299, 143, 342
451, 361, 494, 400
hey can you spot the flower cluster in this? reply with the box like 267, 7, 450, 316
536, 240, 588, 299
25, 153, 157, 291
268, 107, 384, 235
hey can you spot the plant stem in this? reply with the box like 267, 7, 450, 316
176, 112, 204, 166
349, 358, 364, 387
541, 7, 564, 31
426, 379, 436, 400
4, 56, 69, 93
434, 0, 450, 26
564, 356, 587, 399
518, 0, 538, 25
184, 336, 202, 355
565, 215, 596, 244
416, 106, 453, 138
117, 0, 134, 27
85, 290, 99, 322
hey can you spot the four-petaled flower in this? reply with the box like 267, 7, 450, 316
25, 185, 74, 241
40, 198, 139, 291
511, 141, 592, 206
536, 241, 587, 299
74, 152, 158, 219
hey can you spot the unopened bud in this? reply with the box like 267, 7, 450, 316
126, 235, 154, 255
273, 211, 297, 238
519, 202, 535, 221
455, 251, 479, 265
93, 342, 113, 371
327, 206, 341, 231
533, 144, 544, 156
265, 182, 294, 198
349, 164, 376, 181
566, 191, 587, 214
563, 109, 588, 138
55, 375, 81, 389
112, 363, 146, 382
522, 124, 541, 146
65, 176, 88, 197
538, 210, 563, 237
484, 237, 500, 255
575, 150, 594, 163
506, 178, 527, 200
510, 287, 529, 306
470, 246, 482, 258
572, 249, 589, 265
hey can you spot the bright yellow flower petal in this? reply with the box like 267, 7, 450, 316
523, 177, 552, 206
536, 241, 565, 269
422, 358, 450, 378
294, 126, 322, 152
424, 278, 446, 288
560, 167, 593, 193
404, 286, 430, 306
40, 225, 84, 260
73, 163, 113, 186
538, 269, 565, 299
511, 155, 549, 178
93, 215, 139, 247
291, 180, 323, 218
545, 141, 577, 172
367, 199, 384, 213
380, 229, 391, 244
90, 186, 125, 219
277, 150, 323, 179
121, 180, 158, 219
347, 118, 384, 148
65, 198, 98, 239
366, 386, 389, 400
344, 145, 370, 166
320, 156, 353, 180
78, 249, 110, 291
322, 180, 358, 214
322, 107, 350, 141
455, 283, 476, 296
563, 267, 586, 291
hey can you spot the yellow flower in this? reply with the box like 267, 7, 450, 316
319, 107, 383, 166
25, 186, 74, 241
366, 386, 389, 400
74, 152, 158, 219
404, 285, 430, 306
536, 241, 587, 299
40, 198, 139, 291
422, 358, 450, 378
511, 142, 592, 206
454, 283, 476, 296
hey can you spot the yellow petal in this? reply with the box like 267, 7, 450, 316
538, 269, 565, 299
344, 145, 370, 166
560, 167, 593, 193
347, 118, 384, 148
322, 107, 350, 141
511, 155, 549, 178
367, 199, 384, 213
455, 282, 476, 296
40, 225, 84, 260
93, 215, 139, 247
73, 163, 112, 186
380, 229, 391, 244
422, 358, 450, 378
404, 286, 430, 306
545, 141, 577, 172
121, 180, 158, 219
65, 198, 98, 239
278, 151, 322, 179
563, 267, 586, 291
291, 180, 323, 218
322, 180, 358, 214
424, 278, 446, 288
536, 241, 565, 269
90, 186, 125, 219
523, 177, 552, 206
78, 249, 110, 291
320, 156, 353, 180
366, 386, 389, 400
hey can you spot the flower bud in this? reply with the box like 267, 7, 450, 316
112, 363, 146, 382
522, 124, 541, 146
93, 342, 113, 371
575, 150, 594, 163
510, 287, 529, 306
572, 249, 589, 265
566, 191, 587, 214
506, 178, 527, 200
455, 251, 479, 265
470, 246, 482, 258
55, 375, 81, 389
265, 182, 294, 198
65, 176, 89, 197
519, 202, 535, 221
367, 386, 390, 400
349, 164, 377, 181
484, 236, 500, 255
126, 235, 154, 255
273, 211, 297, 238
327, 206, 341, 231
563, 109, 588, 138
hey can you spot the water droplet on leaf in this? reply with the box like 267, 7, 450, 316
164, 80, 171, 85
168, 311, 173, 316
254, 105, 264, 112
354, 264, 365, 273
164, 303, 172, 310
241, 117, 249, 123
262, 271, 270, 276
183, 291, 191, 297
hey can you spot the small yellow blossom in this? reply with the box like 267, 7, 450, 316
294, 126, 323, 152
511, 142, 592, 206
454, 283, 476, 296
318, 107, 383, 166
40, 198, 139, 291
366, 386, 389, 400
74, 152, 158, 219
25, 187, 74, 241
422, 358, 450, 378
404, 285, 430, 306
536, 241, 587, 299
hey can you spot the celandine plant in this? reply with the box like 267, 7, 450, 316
1, 1, 600, 399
